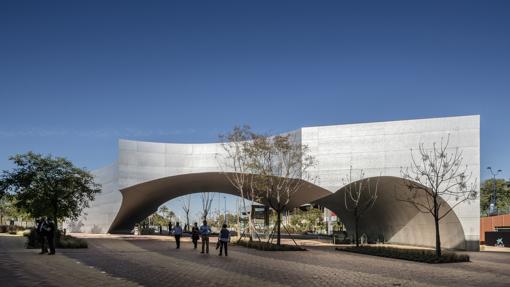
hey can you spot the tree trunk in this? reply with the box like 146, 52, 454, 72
186, 213, 190, 232
434, 198, 441, 257
53, 200, 58, 230
276, 209, 282, 246
434, 216, 441, 257
354, 207, 360, 247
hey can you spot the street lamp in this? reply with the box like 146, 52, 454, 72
487, 167, 502, 216
224, 196, 227, 225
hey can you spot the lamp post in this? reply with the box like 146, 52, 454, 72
487, 167, 502, 216
224, 196, 227, 225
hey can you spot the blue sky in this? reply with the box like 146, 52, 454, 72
1, 0, 509, 214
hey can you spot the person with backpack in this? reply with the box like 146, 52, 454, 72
218, 223, 230, 256
191, 222, 200, 249
199, 220, 211, 254
173, 222, 183, 249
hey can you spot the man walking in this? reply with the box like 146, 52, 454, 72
218, 223, 230, 256
45, 217, 56, 255
191, 222, 200, 249
199, 220, 211, 254
36, 217, 48, 254
173, 222, 182, 249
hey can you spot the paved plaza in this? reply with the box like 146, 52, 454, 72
1, 234, 509, 287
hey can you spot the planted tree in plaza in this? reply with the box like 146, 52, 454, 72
181, 195, 192, 231
218, 125, 259, 241
343, 167, 379, 247
0, 152, 101, 226
200, 192, 214, 221
245, 133, 316, 246
400, 135, 477, 257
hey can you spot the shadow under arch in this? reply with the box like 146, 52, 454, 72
108, 172, 332, 234
313, 176, 467, 250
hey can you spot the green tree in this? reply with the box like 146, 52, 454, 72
480, 179, 510, 216
0, 152, 101, 225
0, 195, 18, 225
289, 207, 325, 233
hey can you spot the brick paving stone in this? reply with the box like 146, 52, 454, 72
0, 235, 138, 287
1, 234, 510, 287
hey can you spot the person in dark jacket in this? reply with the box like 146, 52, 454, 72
36, 217, 48, 254
218, 224, 230, 256
45, 217, 56, 255
191, 222, 200, 249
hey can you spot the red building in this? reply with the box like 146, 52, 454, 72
480, 214, 510, 243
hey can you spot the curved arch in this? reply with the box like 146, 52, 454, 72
108, 172, 332, 233
314, 176, 467, 249
108, 173, 467, 249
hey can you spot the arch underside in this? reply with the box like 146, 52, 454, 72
109, 173, 466, 250
108, 172, 332, 233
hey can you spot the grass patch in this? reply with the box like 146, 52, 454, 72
337, 246, 469, 264
235, 240, 306, 251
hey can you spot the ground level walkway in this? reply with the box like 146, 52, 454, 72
1, 233, 510, 287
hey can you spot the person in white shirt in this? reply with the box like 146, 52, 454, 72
173, 222, 183, 249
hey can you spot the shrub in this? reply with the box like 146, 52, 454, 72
235, 240, 306, 251
25, 228, 88, 249
57, 235, 88, 248
337, 246, 470, 264
0, 225, 26, 233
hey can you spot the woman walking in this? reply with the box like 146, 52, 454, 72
218, 224, 230, 256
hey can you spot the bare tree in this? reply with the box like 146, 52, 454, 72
400, 135, 477, 257
181, 195, 191, 232
218, 125, 260, 241
200, 192, 214, 221
342, 166, 379, 247
246, 133, 316, 246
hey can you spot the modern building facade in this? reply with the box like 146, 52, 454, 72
72, 115, 480, 250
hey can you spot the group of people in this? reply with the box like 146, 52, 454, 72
35, 217, 56, 255
171, 220, 230, 256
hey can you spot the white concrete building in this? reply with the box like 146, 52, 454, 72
73, 115, 480, 250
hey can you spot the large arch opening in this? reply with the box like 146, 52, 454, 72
313, 176, 467, 250
108, 173, 467, 250
108, 172, 332, 233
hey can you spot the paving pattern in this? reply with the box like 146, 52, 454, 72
1, 234, 510, 287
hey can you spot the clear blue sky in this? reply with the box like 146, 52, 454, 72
1, 0, 509, 183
